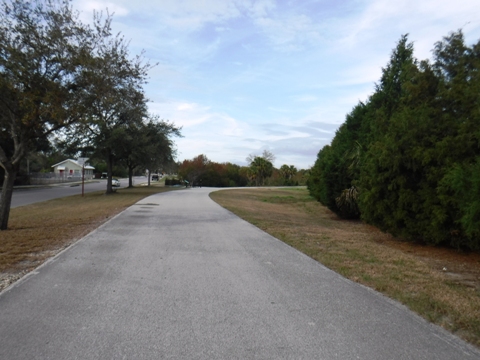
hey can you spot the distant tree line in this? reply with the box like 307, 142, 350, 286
308, 31, 480, 250
0, 0, 180, 230
178, 153, 308, 188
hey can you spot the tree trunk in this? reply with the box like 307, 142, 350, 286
105, 152, 114, 194
128, 166, 134, 188
0, 167, 18, 230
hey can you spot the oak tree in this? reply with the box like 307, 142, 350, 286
0, 0, 97, 229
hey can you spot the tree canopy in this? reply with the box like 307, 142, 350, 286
0, 0, 180, 229
0, 0, 99, 229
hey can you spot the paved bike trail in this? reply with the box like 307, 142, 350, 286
0, 188, 478, 359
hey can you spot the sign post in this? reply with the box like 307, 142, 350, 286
77, 158, 89, 197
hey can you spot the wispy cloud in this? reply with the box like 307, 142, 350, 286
77, 1, 129, 18
253, 13, 323, 52
72, 0, 480, 169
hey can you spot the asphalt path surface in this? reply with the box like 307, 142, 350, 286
1, 188, 479, 359
8, 176, 146, 208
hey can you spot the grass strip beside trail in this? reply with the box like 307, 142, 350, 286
210, 187, 480, 348
0, 184, 177, 289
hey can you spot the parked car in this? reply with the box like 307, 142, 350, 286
112, 178, 120, 187
151, 174, 159, 181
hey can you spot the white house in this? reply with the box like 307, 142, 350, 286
51, 159, 95, 180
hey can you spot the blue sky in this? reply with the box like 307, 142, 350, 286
73, 0, 480, 169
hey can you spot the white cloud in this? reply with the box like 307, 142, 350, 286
338, 0, 480, 53
75, 1, 129, 21
130, 0, 242, 32
150, 99, 247, 136
263, 130, 311, 142
149, 101, 210, 128
242, 0, 276, 19
70, 0, 480, 170
252, 11, 323, 52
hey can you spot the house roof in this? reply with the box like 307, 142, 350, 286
51, 159, 95, 170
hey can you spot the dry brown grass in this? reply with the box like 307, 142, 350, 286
0, 184, 177, 290
210, 187, 480, 347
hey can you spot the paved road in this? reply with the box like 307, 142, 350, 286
8, 176, 146, 208
1, 188, 479, 359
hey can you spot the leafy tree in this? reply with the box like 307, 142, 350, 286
246, 149, 276, 165
292, 168, 309, 186
140, 119, 181, 187
246, 150, 275, 186
0, 0, 97, 229
111, 117, 180, 187
280, 164, 297, 185
177, 156, 248, 187
201, 162, 227, 187
217, 163, 246, 187
178, 154, 210, 186
248, 156, 273, 186
65, 21, 152, 194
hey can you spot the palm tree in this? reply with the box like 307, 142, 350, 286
280, 164, 297, 182
250, 157, 273, 186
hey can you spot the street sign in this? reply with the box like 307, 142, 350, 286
77, 157, 89, 166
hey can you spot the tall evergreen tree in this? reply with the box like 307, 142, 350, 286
434, 31, 480, 248
309, 31, 480, 248
358, 35, 419, 232
308, 101, 370, 217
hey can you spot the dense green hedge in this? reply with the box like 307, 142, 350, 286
165, 178, 183, 186
308, 31, 480, 249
